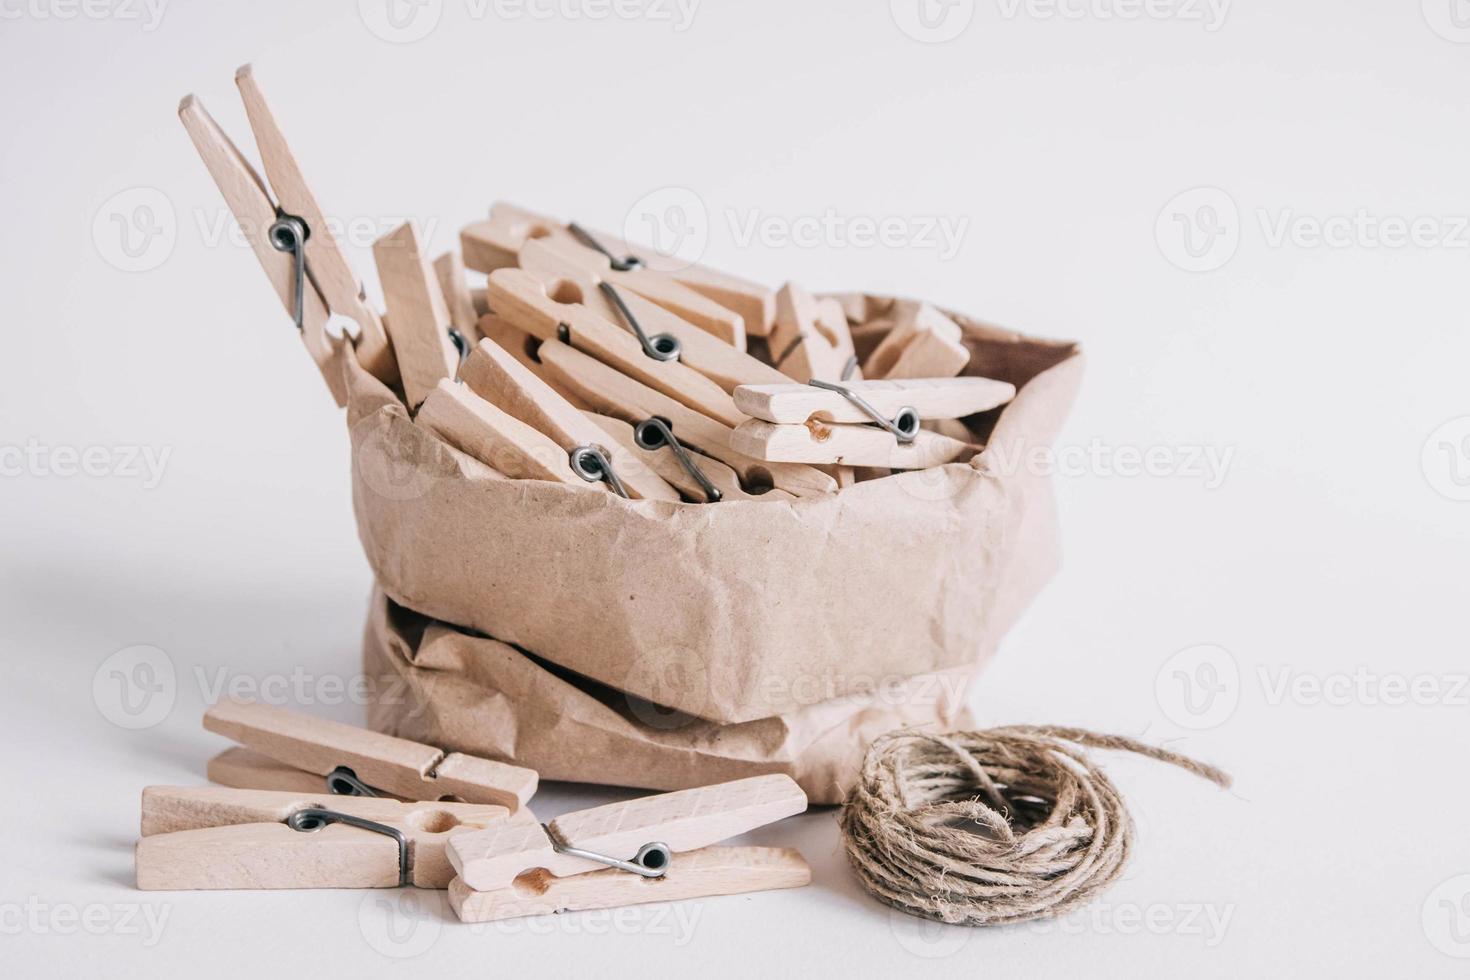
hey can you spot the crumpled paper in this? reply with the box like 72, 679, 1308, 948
342, 298, 1082, 725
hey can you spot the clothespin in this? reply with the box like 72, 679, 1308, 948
458, 340, 680, 501
444, 774, 810, 922
203, 700, 538, 811
729, 377, 1014, 469
418, 379, 584, 485
177, 67, 397, 405
460, 202, 775, 336
584, 413, 795, 503
536, 340, 839, 497
516, 240, 791, 393
863, 301, 970, 379
135, 786, 531, 890
434, 250, 483, 348
374, 221, 463, 411
770, 283, 861, 384
486, 268, 746, 427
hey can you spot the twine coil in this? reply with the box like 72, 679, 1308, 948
839, 726, 1231, 926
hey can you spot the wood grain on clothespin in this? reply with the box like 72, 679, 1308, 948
418, 379, 584, 485
864, 301, 970, 379
136, 785, 528, 890
536, 341, 839, 497
449, 846, 810, 922
461, 202, 775, 335
730, 418, 975, 469
734, 377, 1016, 425
584, 413, 795, 503
374, 221, 461, 411
459, 340, 679, 501
487, 269, 745, 427
177, 95, 348, 405
233, 65, 397, 385
517, 240, 790, 392
448, 774, 808, 892
203, 700, 538, 811
771, 283, 860, 384
434, 251, 482, 348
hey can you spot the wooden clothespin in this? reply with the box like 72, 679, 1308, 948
516, 240, 791, 393
584, 413, 795, 503
136, 786, 530, 890
178, 67, 397, 405
536, 340, 839, 497
374, 221, 462, 411
445, 774, 810, 922
203, 700, 538, 811
863, 301, 970, 379
770, 283, 860, 384
459, 340, 680, 501
486, 268, 745, 427
461, 202, 775, 336
434, 250, 482, 348
418, 379, 584, 485
729, 377, 1014, 469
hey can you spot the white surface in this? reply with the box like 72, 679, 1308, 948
2, 1, 1468, 975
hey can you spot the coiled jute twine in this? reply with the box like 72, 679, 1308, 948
838, 726, 1231, 926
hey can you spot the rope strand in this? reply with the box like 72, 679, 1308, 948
839, 726, 1230, 926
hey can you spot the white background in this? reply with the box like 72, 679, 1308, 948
2, 0, 1468, 975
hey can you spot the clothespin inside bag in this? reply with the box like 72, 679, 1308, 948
516, 240, 791, 393
584, 413, 794, 503
418, 379, 585, 486
203, 700, 538, 811
136, 786, 531, 890
374, 221, 462, 411
863, 301, 970, 379
770, 283, 860, 384
445, 775, 811, 922
461, 202, 775, 336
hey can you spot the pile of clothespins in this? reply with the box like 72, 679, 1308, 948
179, 66, 1018, 503
137, 701, 812, 921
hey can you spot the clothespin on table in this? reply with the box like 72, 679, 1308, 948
444, 774, 811, 922
458, 339, 680, 501
729, 377, 1015, 469
863, 301, 971, 379
177, 67, 397, 405
770, 283, 861, 384
135, 785, 532, 890
516, 239, 791, 393
461, 202, 775, 337
203, 700, 538, 812
536, 340, 839, 497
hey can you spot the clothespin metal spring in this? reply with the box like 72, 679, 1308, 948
569, 445, 631, 498
287, 807, 411, 887
807, 379, 920, 444
546, 826, 672, 879
268, 213, 310, 332
326, 766, 379, 797
635, 417, 722, 503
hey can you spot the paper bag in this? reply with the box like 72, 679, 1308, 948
344, 298, 1081, 724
